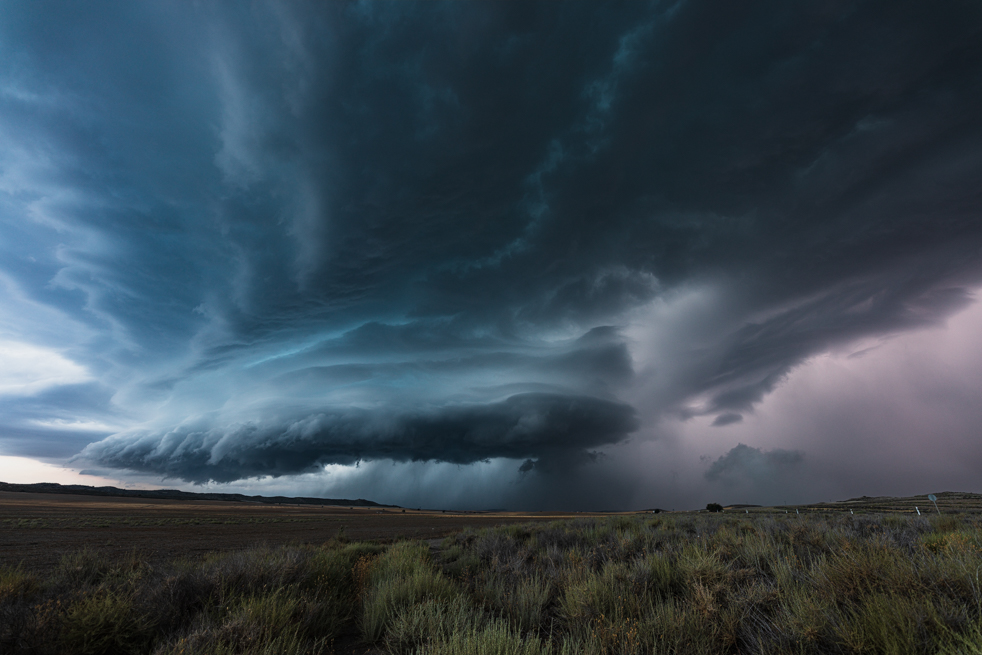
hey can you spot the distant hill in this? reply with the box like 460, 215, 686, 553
703, 492, 981, 514
772, 491, 982, 514
0, 481, 399, 508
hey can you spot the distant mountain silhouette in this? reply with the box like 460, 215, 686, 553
0, 481, 398, 508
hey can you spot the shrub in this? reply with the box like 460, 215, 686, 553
56, 549, 115, 588
630, 553, 681, 601
386, 595, 486, 653
361, 541, 459, 642
560, 560, 643, 641
0, 566, 39, 602
422, 617, 555, 655
472, 571, 552, 633
60, 591, 153, 655
440, 544, 482, 580
706, 503, 723, 513
931, 515, 963, 534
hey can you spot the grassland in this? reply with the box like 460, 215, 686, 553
3, 508, 982, 654
769, 491, 982, 515
0, 491, 588, 570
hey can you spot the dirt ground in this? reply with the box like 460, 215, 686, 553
0, 491, 630, 570
7, 488, 965, 571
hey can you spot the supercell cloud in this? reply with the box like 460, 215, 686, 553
90, 393, 638, 483
1, 1, 982, 507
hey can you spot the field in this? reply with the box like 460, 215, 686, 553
768, 491, 982, 515
0, 491, 615, 570
2, 492, 982, 654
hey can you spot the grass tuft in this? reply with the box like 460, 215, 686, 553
361, 541, 458, 642
420, 617, 555, 655
60, 591, 153, 655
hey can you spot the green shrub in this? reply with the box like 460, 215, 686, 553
773, 579, 834, 649
813, 544, 916, 604
0, 566, 39, 602
153, 627, 321, 655
440, 544, 482, 579
473, 571, 552, 633
940, 621, 982, 655
141, 567, 217, 637
629, 553, 681, 600
420, 617, 554, 655
836, 592, 943, 655
60, 591, 153, 655
922, 531, 980, 555
56, 549, 114, 588
386, 595, 486, 653
560, 561, 643, 641
224, 588, 309, 642
931, 515, 962, 533
362, 541, 459, 642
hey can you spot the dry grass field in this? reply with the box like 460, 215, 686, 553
3, 490, 982, 654
0, 491, 622, 570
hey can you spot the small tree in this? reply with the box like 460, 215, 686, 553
706, 503, 723, 513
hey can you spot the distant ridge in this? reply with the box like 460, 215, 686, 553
0, 481, 399, 508
779, 491, 982, 514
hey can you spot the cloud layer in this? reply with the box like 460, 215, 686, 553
1, 1, 981, 506
83, 393, 638, 482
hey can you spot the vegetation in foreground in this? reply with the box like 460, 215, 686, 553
2, 512, 982, 654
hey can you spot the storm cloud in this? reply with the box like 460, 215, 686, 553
704, 444, 804, 486
2, 1, 982, 506
81, 393, 638, 482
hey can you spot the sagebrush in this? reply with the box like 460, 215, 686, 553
2, 512, 982, 654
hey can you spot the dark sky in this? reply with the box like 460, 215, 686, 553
1, 1, 982, 509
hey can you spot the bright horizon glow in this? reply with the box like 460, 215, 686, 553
0, 455, 148, 488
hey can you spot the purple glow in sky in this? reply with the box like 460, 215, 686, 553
1, 1, 981, 509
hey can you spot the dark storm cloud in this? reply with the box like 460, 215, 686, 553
0, 383, 118, 457
80, 393, 638, 483
689, 279, 978, 416
1, 1, 982, 497
711, 413, 743, 428
704, 443, 804, 486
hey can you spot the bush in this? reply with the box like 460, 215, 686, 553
706, 503, 723, 513
0, 566, 39, 602
422, 618, 555, 655
361, 541, 459, 642
385, 596, 486, 653
60, 591, 153, 655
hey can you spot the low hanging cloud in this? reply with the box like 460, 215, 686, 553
80, 393, 638, 483
711, 413, 743, 427
704, 443, 804, 487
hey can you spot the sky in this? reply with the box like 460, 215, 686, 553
1, 1, 981, 510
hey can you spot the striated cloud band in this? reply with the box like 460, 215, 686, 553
80, 393, 639, 483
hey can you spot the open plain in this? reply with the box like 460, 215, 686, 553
4, 489, 980, 570
3, 495, 982, 654
0, 491, 630, 570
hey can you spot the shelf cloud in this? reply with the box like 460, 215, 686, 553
81, 393, 639, 482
